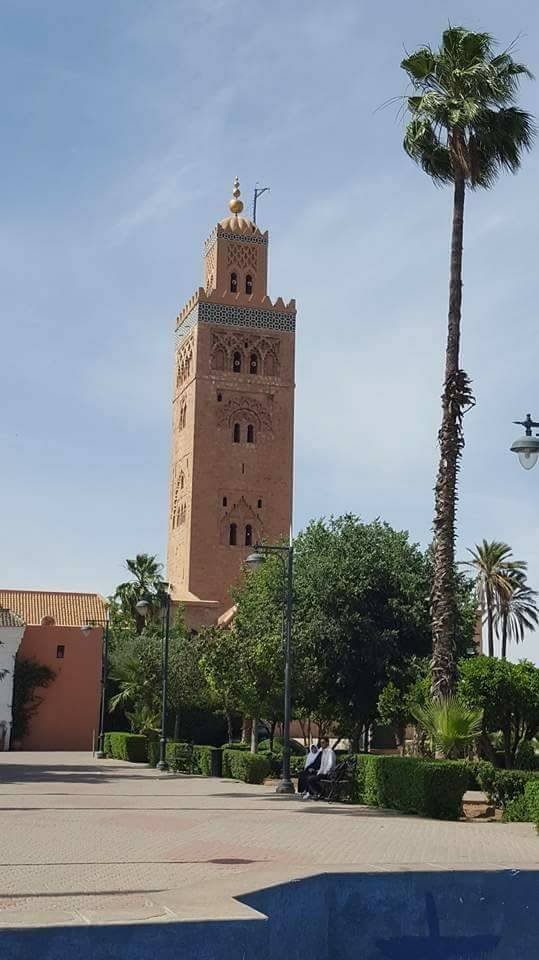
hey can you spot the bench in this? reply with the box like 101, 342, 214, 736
317, 757, 357, 803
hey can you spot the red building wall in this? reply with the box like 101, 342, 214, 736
16, 625, 101, 751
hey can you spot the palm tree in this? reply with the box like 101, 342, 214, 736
465, 540, 526, 656
401, 27, 534, 696
495, 574, 539, 659
115, 553, 168, 634
412, 695, 482, 759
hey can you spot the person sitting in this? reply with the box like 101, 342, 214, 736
298, 744, 321, 797
306, 737, 336, 799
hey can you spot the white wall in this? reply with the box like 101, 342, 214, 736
0, 626, 25, 750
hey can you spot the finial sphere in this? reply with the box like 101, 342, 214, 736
229, 176, 244, 214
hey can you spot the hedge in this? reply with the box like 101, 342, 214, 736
105, 732, 147, 763
525, 781, 539, 831
476, 765, 539, 811
223, 748, 270, 784
353, 755, 468, 821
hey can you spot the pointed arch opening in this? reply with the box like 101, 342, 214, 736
233, 351, 242, 373
245, 524, 253, 547
233, 422, 241, 443
247, 424, 255, 444
230, 272, 238, 293
229, 522, 237, 546
245, 274, 253, 295
249, 353, 258, 375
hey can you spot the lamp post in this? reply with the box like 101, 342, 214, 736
510, 414, 539, 470
136, 592, 171, 772
81, 616, 110, 759
244, 543, 295, 795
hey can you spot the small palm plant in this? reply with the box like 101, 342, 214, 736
412, 696, 482, 759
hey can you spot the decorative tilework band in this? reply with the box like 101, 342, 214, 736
175, 301, 295, 348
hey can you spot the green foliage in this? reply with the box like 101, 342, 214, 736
106, 732, 148, 763
515, 739, 539, 770
354, 755, 468, 820
377, 659, 430, 749
257, 737, 305, 756
12, 657, 56, 739
525, 781, 539, 832
476, 764, 539, 810
465, 540, 527, 657
114, 553, 169, 634
458, 656, 539, 767
222, 748, 270, 783
401, 27, 535, 189
502, 794, 532, 823
411, 696, 482, 758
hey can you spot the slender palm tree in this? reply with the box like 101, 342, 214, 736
115, 553, 168, 634
401, 27, 534, 696
465, 540, 526, 656
495, 574, 539, 659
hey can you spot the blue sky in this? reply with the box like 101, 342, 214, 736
2, 0, 539, 662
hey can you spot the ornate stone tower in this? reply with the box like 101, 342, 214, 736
167, 179, 296, 626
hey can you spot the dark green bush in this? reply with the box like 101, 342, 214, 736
222, 741, 250, 751
258, 738, 305, 757
456, 758, 494, 791
353, 755, 468, 821
525, 781, 539, 832
103, 732, 113, 757
502, 795, 531, 822
108, 732, 147, 763
223, 748, 270, 783
516, 740, 539, 770
476, 766, 539, 810
165, 741, 193, 772
192, 745, 221, 777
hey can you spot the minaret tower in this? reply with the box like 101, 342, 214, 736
167, 179, 296, 626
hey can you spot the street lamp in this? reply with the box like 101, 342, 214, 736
511, 414, 539, 470
81, 616, 110, 759
245, 543, 295, 795
136, 594, 171, 772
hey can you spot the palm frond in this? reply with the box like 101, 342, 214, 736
412, 695, 483, 758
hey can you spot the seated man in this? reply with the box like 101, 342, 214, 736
306, 737, 336, 799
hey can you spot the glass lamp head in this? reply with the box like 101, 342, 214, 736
510, 434, 539, 471
135, 599, 151, 617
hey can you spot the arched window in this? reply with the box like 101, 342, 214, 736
245, 274, 253, 295
233, 351, 242, 373
233, 422, 241, 443
229, 523, 237, 546
247, 424, 254, 444
230, 272, 238, 293
249, 353, 258, 375
245, 524, 253, 547
180, 473, 185, 490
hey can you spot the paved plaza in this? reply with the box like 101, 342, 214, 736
0, 752, 537, 929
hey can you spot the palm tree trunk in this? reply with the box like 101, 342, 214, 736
486, 584, 494, 657
431, 175, 466, 699
501, 613, 508, 659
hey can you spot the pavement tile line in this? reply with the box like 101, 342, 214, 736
0, 751, 537, 928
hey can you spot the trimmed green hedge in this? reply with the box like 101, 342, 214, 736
353, 755, 468, 821
105, 732, 147, 763
223, 748, 270, 784
525, 781, 539, 831
476, 765, 539, 810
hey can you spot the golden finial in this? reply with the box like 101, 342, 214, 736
228, 176, 244, 215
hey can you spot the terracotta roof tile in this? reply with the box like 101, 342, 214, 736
0, 591, 108, 627
0, 608, 25, 628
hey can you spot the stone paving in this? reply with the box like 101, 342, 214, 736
0, 752, 537, 928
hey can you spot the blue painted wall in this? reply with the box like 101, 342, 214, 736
0, 870, 537, 959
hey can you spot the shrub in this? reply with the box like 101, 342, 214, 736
354, 755, 468, 821
223, 748, 270, 784
455, 758, 493, 791
147, 739, 160, 767
515, 740, 539, 770
258, 738, 305, 757
108, 732, 147, 763
192, 745, 221, 777
222, 741, 250, 751
165, 741, 193, 772
477, 766, 539, 809
503, 795, 531, 822
525, 781, 539, 832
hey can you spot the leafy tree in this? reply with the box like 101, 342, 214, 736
465, 540, 526, 656
401, 27, 534, 696
12, 657, 56, 739
292, 516, 432, 749
377, 658, 430, 754
458, 656, 539, 767
114, 553, 168, 634
495, 576, 539, 659
198, 625, 252, 743
412, 696, 482, 759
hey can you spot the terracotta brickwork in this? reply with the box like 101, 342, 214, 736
167, 181, 296, 622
